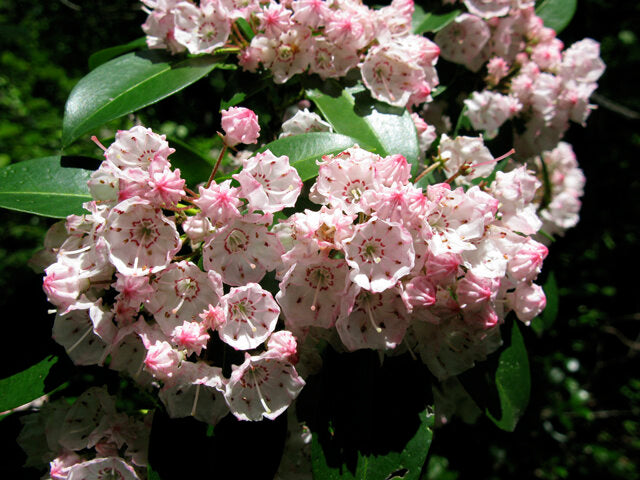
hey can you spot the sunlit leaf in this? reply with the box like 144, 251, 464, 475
259, 132, 358, 181
413, 6, 462, 34
486, 321, 531, 431
63, 51, 230, 147
88, 37, 147, 70
0, 356, 59, 412
0, 156, 94, 218
536, 0, 577, 34
306, 84, 419, 173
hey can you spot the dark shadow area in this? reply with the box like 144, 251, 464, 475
149, 407, 287, 479
297, 348, 433, 476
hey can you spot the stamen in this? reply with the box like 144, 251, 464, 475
171, 296, 186, 315
365, 304, 382, 333
67, 326, 93, 353
191, 384, 201, 416
310, 280, 322, 311
251, 368, 271, 414
91, 136, 108, 152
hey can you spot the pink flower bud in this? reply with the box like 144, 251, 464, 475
221, 107, 260, 147
267, 330, 299, 364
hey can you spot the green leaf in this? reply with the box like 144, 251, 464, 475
220, 92, 247, 110
0, 156, 94, 218
532, 272, 559, 334
88, 37, 147, 70
306, 84, 419, 172
535, 0, 577, 34
0, 356, 59, 412
486, 321, 531, 432
147, 466, 163, 480
259, 132, 358, 182
234, 18, 255, 41
413, 6, 461, 34
62, 51, 229, 147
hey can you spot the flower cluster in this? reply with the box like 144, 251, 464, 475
141, 0, 440, 107
17, 387, 150, 480
41, 106, 551, 432
277, 144, 548, 380
433, 3, 605, 157
41, 121, 305, 425
32, 0, 604, 442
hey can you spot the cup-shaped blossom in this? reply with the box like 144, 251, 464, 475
224, 351, 305, 421
158, 361, 229, 426
361, 41, 425, 107
103, 198, 181, 276
66, 457, 140, 480
58, 386, 116, 451
202, 214, 283, 286
342, 217, 415, 293
276, 256, 350, 330
173, 0, 231, 55
233, 150, 302, 213
217, 283, 280, 350
435, 13, 490, 71
312, 146, 381, 214
336, 286, 409, 351
413, 317, 503, 380
146, 261, 223, 336
53, 306, 115, 367
105, 126, 172, 170
221, 106, 260, 147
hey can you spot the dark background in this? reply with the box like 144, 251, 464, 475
1, 0, 639, 478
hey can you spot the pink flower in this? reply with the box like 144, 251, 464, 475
143, 340, 181, 381
221, 107, 261, 147
194, 179, 242, 225
267, 330, 299, 363
233, 149, 303, 213
343, 217, 415, 293
171, 321, 210, 356
509, 282, 546, 324
224, 352, 305, 421
217, 283, 280, 350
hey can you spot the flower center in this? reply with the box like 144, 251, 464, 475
225, 228, 249, 253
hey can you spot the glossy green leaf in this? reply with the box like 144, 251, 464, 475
413, 6, 462, 34
88, 37, 147, 70
486, 321, 531, 432
234, 18, 255, 41
220, 92, 247, 110
0, 356, 58, 412
62, 51, 229, 147
0, 156, 94, 218
532, 272, 559, 335
306, 84, 419, 172
536, 0, 577, 34
259, 132, 358, 181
